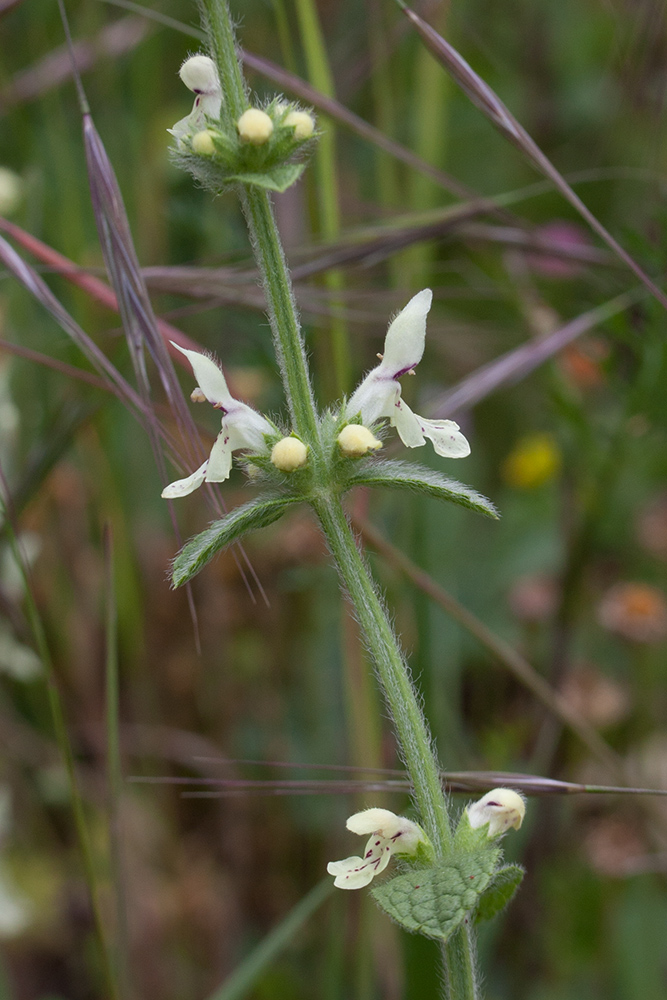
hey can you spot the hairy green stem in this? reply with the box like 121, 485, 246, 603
313, 493, 452, 852
201, 1, 480, 993
442, 926, 478, 1000
241, 187, 319, 444
200, 0, 246, 125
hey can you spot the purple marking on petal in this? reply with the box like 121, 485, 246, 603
393, 364, 420, 379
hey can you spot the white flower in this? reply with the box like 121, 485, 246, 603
327, 808, 427, 890
162, 344, 273, 498
345, 290, 470, 459
466, 789, 526, 838
170, 55, 222, 141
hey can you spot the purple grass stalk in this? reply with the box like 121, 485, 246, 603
397, 1, 667, 313
432, 290, 644, 418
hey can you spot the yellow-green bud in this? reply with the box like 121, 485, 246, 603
338, 424, 382, 457
284, 110, 315, 140
237, 108, 274, 145
271, 437, 308, 472
192, 130, 216, 155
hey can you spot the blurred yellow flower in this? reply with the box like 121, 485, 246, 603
502, 433, 561, 489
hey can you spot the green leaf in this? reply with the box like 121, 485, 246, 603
172, 494, 299, 588
371, 847, 500, 942
474, 865, 524, 924
345, 460, 499, 518
229, 163, 306, 192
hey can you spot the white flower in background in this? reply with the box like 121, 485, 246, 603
170, 54, 222, 141
345, 289, 470, 459
162, 344, 273, 498
0, 167, 23, 217
327, 808, 428, 890
466, 789, 526, 838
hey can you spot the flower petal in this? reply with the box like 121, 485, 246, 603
200, 92, 222, 121
418, 418, 471, 458
161, 460, 208, 498
380, 289, 432, 376
346, 808, 402, 836
171, 342, 234, 409
204, 430, 233, 482
391, 399, 426, 449
467, 788, 526, 837
327, 858, 377, 890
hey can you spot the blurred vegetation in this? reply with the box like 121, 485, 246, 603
0, 0, 666, 998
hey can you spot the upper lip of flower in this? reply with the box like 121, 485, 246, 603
344, 289, 471, 460
161, 344, 272, 497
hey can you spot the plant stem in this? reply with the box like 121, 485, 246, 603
313, 493, 452, 852
202, 0, 319, 443
241, 187, 320, 444
201, 2, 480, 993
313, 496, 480, 995
442, 926, 478, 1000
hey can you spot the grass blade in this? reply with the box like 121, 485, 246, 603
0, 469, 119, 1000
433, 290, 644, 418
0, 217, 205, 363
355, 515, 622, 774
205, 880, 334, 1000
398, 1, 667, 311
103, 526, 130, 998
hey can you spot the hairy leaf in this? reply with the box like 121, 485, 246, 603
229, 163, 306, 192
345, 460, 499, 518
172, 494, 299, 587
474, 865, 524, 924
371, 847, 500, 942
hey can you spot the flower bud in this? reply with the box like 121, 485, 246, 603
338, 424, 382, 457
237, 109, 274, 145
271, 437, 308, 472
192, 130, 216, 155
179, 55, 219, 95
467, 788, 526, 838
284, 110, 315, 139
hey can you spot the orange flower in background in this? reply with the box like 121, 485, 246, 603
598, 582, 667, 644
560, 342, 607, 390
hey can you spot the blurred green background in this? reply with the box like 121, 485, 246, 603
0, 0, 666, 998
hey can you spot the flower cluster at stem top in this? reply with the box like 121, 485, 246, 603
170, 54, 316, 193
162, 289, 470, 498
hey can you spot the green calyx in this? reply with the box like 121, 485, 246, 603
173, 97, 318, 193
169, 411, 497, 588
369, 811, 524, 942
